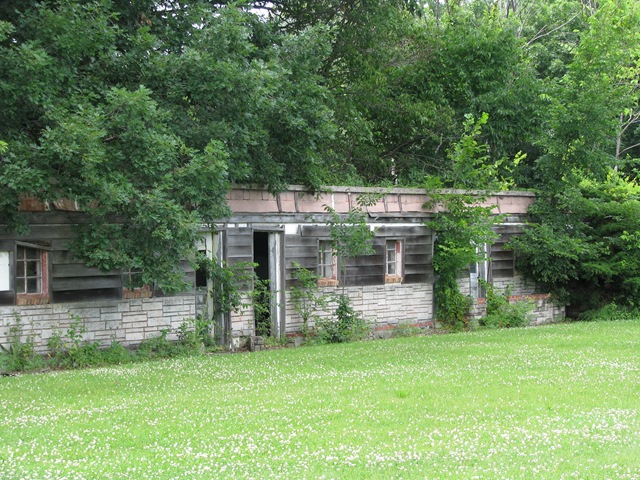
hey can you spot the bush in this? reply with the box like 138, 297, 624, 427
0, 313, 44, 373
578, 303, 640, 322
481, 301, 533, 329
315, 295, 370, 343
391, 322, 423, 338
137, 329, 180, 359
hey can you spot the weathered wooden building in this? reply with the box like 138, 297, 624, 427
0, 186, 562, 351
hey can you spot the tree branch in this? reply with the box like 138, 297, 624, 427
526, 11, 581, 46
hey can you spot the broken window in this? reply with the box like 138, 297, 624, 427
318, 240, 338, 287
385, 240, 403, 283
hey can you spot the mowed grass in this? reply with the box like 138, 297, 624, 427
2, 321, 640, 479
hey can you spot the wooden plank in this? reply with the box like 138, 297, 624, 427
405, 264, 433, 276
284, 235, 317, 248
301, 226, 330, 238
52, 264, 114, 278
349, 255, 384, 268
375, 226, 429, 237
404, 273, 431, 284
405, 243, 430, 256
0, 291, 15, 306
491, 251, 514, 260
284, 245, 322, 260
226, 234, 253, 248
404, 253, 431, 266
52, 276, 121, 291
52, 288, 122, 303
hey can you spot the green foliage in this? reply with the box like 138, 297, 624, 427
325, 195, 376, 289
578, 303, 640, 322
0, 1, 336, 290
481, 301, 534, 329
434, 278, 472, 331
47, 314, 102, 369
0, 313, 43, 372
290, 262, 328, 336
391, 321, 424, 338
176, 320, 204, 353
137, 329, 180, 359
426, 114, 507, 328
197, 259, 256, 344
253, 279, 273, 337
511, 171, 640, 308
315, 295, 370, 344
481, 279, 509, 316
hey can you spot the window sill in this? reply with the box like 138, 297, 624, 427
16, 295, 50, 306
123, 286, 152, 299
385, 275, 403, 284
317, 278, 339, 287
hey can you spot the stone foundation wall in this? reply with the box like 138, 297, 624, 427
283, 283, 434, 335
0, 295, 197, 353
457, 275, 564, 325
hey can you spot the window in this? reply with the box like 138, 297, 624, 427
318, 240, 338, 287
385, 240, 403, 283
122, 269, 152, 299
15, 245, 49, 304
195, 249, 208, 288
0, 251, 10, 292
470, 243, 488, 298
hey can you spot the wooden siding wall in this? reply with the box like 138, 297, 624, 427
490, 225, 521, 279
286, 224, 433, 288
0, 213, 199, 304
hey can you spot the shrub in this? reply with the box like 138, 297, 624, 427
578, 303, 640, 322
101, 340, 133, 365
316, 295, 370, 343
391, 322, 423, 338
0, 313, 44, 372
290, 263, 328, 337
137, 329, 180, 359
481, 301, 533, 329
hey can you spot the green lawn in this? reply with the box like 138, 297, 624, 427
2, 321, 640, 479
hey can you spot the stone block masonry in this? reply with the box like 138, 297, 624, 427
0, 294, 198, 353
283, 283, 434, 335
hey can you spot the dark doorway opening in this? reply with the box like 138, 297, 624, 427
253, 232, 271, 336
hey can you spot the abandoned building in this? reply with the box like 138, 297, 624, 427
0, 186, 563, 351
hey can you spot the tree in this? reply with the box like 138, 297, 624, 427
425, 113, 513, 328
0, 1, 336, 291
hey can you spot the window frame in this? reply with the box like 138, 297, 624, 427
317, 240, 339, 287
15, 243, 50, 305
385, 239, 404, 284
121, 269, 152, 299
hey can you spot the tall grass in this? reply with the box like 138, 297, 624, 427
1, 321, 640, 478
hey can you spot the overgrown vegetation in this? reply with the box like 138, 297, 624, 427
2, 0, 640, 311
0, 313, 207, 374
426, 114, 511, 329
289, 262, 328, 337
315, 294, 370, 344
0, 313, 43, 372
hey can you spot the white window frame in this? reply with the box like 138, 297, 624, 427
318, 240, 338, 286
0, 251, 10, 292
385, 239, 403, 283
470, 243, 489, 298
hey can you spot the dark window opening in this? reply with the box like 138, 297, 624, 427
195, 250, 208, 288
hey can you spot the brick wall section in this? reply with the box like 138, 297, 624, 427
0, 295, 197, 353
282, 283, 433, 335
